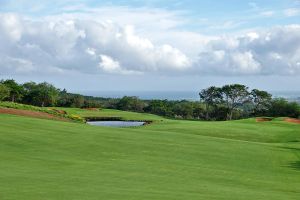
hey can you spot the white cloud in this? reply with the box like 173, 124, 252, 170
99, 55, 122, 74
283, 8, 300, 17
98, 54, 140, 75
196, 50, 261, 75
194, 25, 300, 75
52, 5, 186, 32
260, 11, 275, 17
85, 47, 96, 56
0, 13, 191, 76
0, 12, 300, 77
247, 32, 260, 41
208, 20, 245, 30
0, 13, 22, 42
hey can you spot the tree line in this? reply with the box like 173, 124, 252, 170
0, 79, 102, 108
0, 79, 299, 120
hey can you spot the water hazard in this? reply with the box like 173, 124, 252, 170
87, 121, 145, 127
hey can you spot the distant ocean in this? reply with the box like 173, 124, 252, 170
77, 90, 300, 101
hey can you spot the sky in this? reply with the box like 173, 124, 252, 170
0, 0, 300, 93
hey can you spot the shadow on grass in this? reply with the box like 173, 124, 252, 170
281, 146, 300, 151
288, 161, 300, 171
279, 146, 300, 171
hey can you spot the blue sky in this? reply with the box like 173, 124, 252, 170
0, 0, 300, 92
1, 0, 299, 32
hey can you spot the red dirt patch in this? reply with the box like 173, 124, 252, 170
48, 108, 67, 114
284, 118, 300, 124
0, 108, 70, 122
256, 117, 273, 122
83, 108, 100, 111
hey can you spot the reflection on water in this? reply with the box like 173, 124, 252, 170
87, 121, 145, 127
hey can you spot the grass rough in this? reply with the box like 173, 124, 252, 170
0, 106, 300, 200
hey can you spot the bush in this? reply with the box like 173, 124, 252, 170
268, 98, 300, 118
0, 84, 10, 101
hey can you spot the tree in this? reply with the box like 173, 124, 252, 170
83, 99, 102, 108
22, 81, 37, 104
221, 84, 250, 120
192, 103, 205, 119
35, 82, 60, 107
268, 98, 300, 118
117, 96, 145, 112
23, 82, 60, 107
199, 86, 223, 120
172, 101, 194, 119
251, 89, 272, 116
0, 84, 10, 101
145, 100, 174, 117
70, 94, 85, 108
1, 79, 23, 102
56, 89, 70, 107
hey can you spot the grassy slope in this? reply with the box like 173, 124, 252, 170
0, 108, 300, 200
57, 107, 164, 121
0, 102, 85, 122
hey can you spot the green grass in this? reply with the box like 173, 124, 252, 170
0, 107, 300, 200
55, 107, 164, 121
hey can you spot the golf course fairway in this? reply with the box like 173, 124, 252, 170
0, 109, 299, 200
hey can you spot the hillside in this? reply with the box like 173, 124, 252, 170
0, 107, 300, 200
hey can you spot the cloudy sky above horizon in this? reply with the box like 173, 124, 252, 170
0, 0, 300, 92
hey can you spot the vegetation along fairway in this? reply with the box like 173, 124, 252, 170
0, 108, 300, 200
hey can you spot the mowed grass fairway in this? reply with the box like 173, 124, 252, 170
0, 109, 300, 200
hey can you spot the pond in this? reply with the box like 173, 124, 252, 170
87, 121, 146, 127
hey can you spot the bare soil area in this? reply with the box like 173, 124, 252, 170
256, 117, 273, 122
0, 108, 70, 122
284, 118, 300, 124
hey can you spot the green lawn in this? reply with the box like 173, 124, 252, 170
55, 107, 164, 121
0, 109, 300, 200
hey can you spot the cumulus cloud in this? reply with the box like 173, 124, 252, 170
0, 13, 191, 75
98, 54, 141, 75
0, 13, 300, 76
194, 25, 300, 75
196, 50, 261, 75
